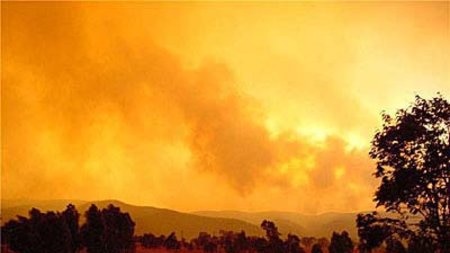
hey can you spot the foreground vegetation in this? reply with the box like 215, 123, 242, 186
2, 95, 448, 253
1, 203, 349, 253
356, 94, 449, 253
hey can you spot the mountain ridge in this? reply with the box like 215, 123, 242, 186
1, 199, 363, 239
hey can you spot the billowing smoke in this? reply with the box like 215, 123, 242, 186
4, 2, 445, 212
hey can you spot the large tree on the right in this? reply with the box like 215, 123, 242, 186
357, 94, 450, 252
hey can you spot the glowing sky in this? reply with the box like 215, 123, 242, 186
2, 2, 449, 213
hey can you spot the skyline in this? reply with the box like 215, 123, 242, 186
2, 2, 449, 213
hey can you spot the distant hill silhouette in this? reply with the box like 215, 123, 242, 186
193, 210, 361, 239
1, 199, 367, 239
1, 199, 262, 239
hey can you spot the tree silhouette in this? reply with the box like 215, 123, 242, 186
204, 240, 218, 253
2, 203, 137, 253
317, 237, 329, 249
2, 216, 42, 253
81, 205, 104, 253
284, 234, 305, 253
1, 207, 76, 253
219, 230, 241, 253
102, 204, 135, 253
386, 238, 406, 253
300, 237, 316, 250
356, 212, 401, 252
261, 220, 280, 241
164, 232, 181, 251
328, 231, 353, 253
141, 233, 164, 248
406, 235, 436, 253
311, 243, 323, 253
62, 204, 81, 253
194, 232, 217, 253
261, 220, 283, 253
80, 204, 135, 253
40, 211, 72, 253
250, 236, 268, 253
235, 230, 249, 253
357, 94, 450, 252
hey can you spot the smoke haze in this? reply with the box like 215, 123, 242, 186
2, 2, 448, 213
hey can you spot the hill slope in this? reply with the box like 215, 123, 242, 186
1, 199, 262, 239
2, 199, 364, 239
193, 210, 360, 239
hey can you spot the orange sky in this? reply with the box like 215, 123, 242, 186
2, 2, 449, 213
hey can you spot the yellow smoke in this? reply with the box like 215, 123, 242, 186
2, 2, 448, 213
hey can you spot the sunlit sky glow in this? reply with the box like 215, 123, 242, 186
2, 2, 449, 213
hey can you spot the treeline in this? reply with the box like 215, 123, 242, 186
1, 204, 135, 253
136, 220, 347, 253
1, 204, 356, 253
4, 203, 435, 253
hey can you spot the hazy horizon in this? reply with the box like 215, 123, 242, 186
2, 2, 449, 214
2, 198, 373, 215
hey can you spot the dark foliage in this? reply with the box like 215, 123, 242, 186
220, 230, 245, 253
284, 234, 305, 253
61, 204, 81, 253
164, 232, 181, 250
329, 231, 353, 253
300, 237, 316, 249
192, 232, 218, 253
2, 204, 135, 253
311, 243, 323, 253
357, 94, 450, 252
385, 238, 406, 253
261, 220, 284, 253
140, 233, 166, 248
1, 205, 77, 253
406, 235, 437, 253
249, 236, 268, 253
179, 221, 305, 253
80, 205, 104, 253
80, 204, 135, 253
356, 212, 409, 252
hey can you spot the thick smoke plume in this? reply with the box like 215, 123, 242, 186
5, 2, 445, 212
